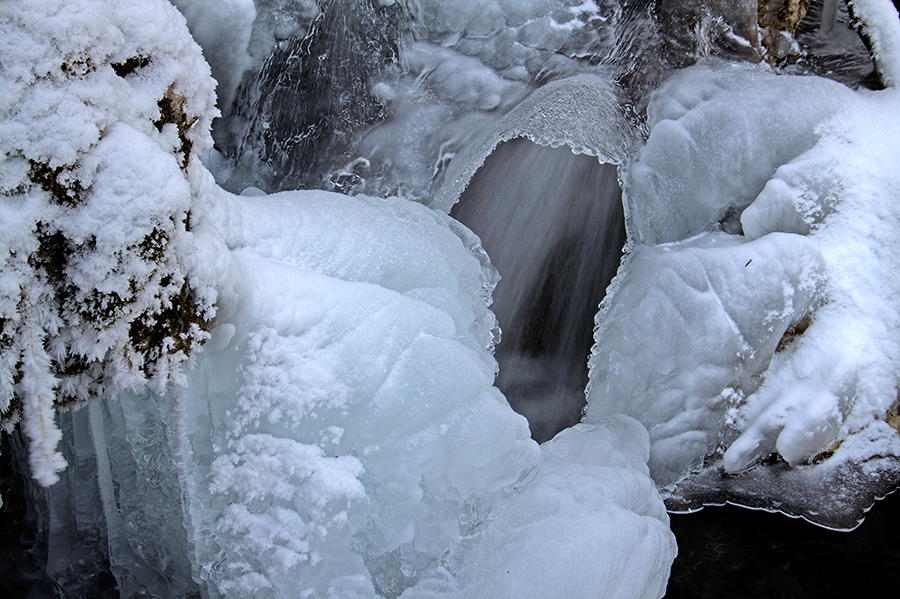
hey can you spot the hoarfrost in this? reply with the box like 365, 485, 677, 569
0, 0, 217, 485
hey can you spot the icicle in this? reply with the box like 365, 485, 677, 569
18, 298, 66, 487
820, 0, 838, 35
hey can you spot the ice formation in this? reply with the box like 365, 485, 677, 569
588, 8, 900, 512
587, 227, 826, 487
214, 0, 632, 197
182, 184, 553, 598
401, 419, 674, 599
1, 1, 676, 597
5, 0, 900, 596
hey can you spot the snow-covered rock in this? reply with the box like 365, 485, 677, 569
589, 7, 900, 497
0, 0, 217, 486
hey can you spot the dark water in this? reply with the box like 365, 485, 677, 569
451, 138, 627, 443
666, 491, 900, 598
0, 431, 119, 599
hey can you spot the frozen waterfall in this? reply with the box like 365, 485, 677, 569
3, 0, 900, 598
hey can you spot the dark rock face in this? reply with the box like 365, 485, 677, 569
224, 0, 408, 193
758, 0, 810, 62
654, 0, 761, 66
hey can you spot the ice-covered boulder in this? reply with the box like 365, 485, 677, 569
627, 60, 856, 245
181, 185, 542, 598
725, 83, 900, 475
587, 231, 824, 487
590, 10, 900, 509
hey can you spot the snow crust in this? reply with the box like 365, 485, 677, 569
589, 57, 900, 491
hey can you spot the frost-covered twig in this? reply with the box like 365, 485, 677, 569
848, 0, 900, 87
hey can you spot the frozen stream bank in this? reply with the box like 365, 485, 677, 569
3, 0, 900, 598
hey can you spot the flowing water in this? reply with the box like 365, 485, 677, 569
451, 138, 626, 442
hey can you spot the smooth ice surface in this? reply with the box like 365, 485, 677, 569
587, 231, 824, 487
181, 182, 542, 598
401, 417, 675, 599
627, 61, 856, 245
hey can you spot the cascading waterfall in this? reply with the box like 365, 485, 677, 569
4, 0, 900, 597
451, 138, 626, 442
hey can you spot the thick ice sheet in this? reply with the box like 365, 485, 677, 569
587, 231, 824, 487
179, 184, 540, 598
170, 181, 678, 598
